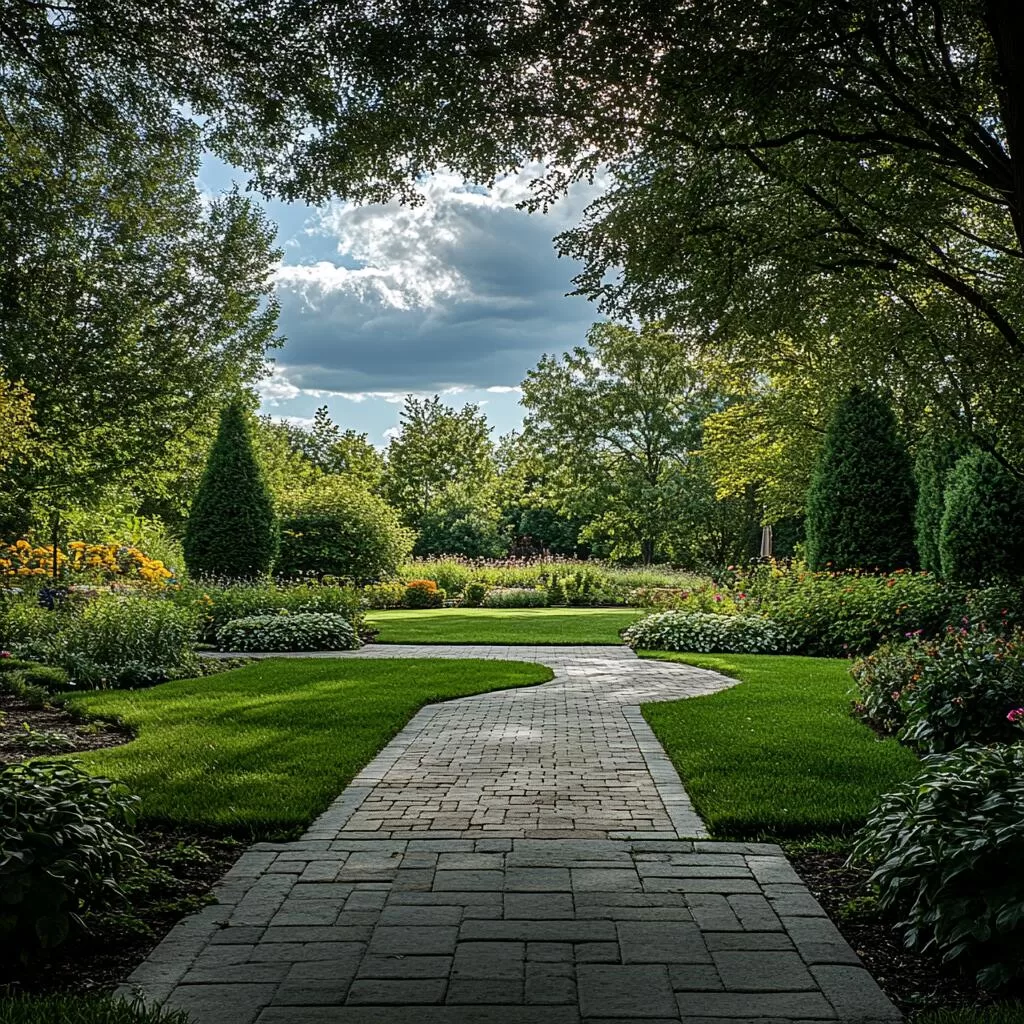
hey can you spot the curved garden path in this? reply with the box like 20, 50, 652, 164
121, 645, 901, 1024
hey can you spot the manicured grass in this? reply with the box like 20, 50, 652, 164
639, 652, 920, 839
69, 658, 552, 834
0, 996, 189, 1024
367, 607, 642, 645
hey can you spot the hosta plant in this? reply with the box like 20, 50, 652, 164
0, 762, 143, 957
853, 744, 1024, 990
622, 611, 787, 654
216, 612, 360, 652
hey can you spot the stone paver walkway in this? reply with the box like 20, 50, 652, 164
121, 645, 901, 1023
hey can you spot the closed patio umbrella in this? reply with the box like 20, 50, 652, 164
759, 523, 773, 561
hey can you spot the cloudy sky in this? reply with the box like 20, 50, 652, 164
200, 157, 605, 447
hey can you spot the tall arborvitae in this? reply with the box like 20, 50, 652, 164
805, 389, 917, 572
940, 450, 1024, 584
183, 398, 278, 579
914, 431, 963, 575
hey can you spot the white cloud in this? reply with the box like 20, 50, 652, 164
485, 385, 523, 394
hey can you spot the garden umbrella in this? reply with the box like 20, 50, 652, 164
759, 523, 773, 560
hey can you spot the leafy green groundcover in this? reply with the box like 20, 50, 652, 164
917, 1007, 1024, 1024
0, 996, 188, 1024
367, 607, 642, 645
639, 653, 920, 838
69, 658, 552, 834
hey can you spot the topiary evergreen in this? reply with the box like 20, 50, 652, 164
805, 389, 916, 571
939, 449, 1024, 584
914, 431, 964, 575
183, 398, 278, 579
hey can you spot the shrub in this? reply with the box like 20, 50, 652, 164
19, 665, 71, 690
853, 744, 1024, 990
621, 610, 786, 653
277, 480, 412, 583
462, 582, 487, 608
481, 587, 548, 608
940, 449, 1024, 585
361, 581, 407, 610
404, 579, 445, 609
414, 491, 508, 560
849, 639, 922, 735
47, 595, 199, 689
546, 576, 566, 607
187, 580, 364, 643
183, 398, 278, 580
0, 597, 54, 660
805, 389, 917, 571
853, 627, 1024, 753
216, 612, 360, 652
0, 762, 143, 956
914, 432, 964, 575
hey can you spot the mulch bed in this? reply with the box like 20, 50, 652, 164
788, 847, 985, 1015
0, 693, 133, 763
0, 826, 243, 997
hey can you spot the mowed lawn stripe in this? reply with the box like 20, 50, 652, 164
638, 652, 920, 838
68, 658, 552, 835
367, 607, 642, 645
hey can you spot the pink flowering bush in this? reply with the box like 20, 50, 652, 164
851, 626, 1024, 753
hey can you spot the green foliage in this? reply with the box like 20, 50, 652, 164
47, 596, 199, 690
0, 599, 54, 660
851, 627, 1024, 754
277, 479, 412, 583
480, 587, 548, 608
546, 576, 566, 607
462, 582, 487, 608
0, 762, 143, 957
914, 431, 964, 575
18, 665, 71, 691
70, 659, 552, 831
216, 612, 359, 653
184, 400, 278, 580
382, 396, 495, 531
360, 581, 407, 610
805, 390, 917, 572
623, 611, 786, 654
641, 653, 919, 836
940, 450, 1024, 585
403, 580, 445, 609
185, 580, 364, 643
414, 485, 507, 559
0, 996, 191, 1024
853, 744, 1024, 990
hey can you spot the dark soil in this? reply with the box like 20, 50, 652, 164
788, 847, 986, 1015
0, 827, 243, 997
0, 693, 132, 763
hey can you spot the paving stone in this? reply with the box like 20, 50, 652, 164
367, 926, 458, 956
528, 942, 575, 962
249, 942, 365, 963
712, 951, 817, 991
504, 867, 573, 891
377, 905, 462, 927
505, 892, 575, 919
571, 868, 643, 892
447, 978, 524, 1004
675, 991, 837, 1017
526, 963, 577, 1005
617, 921, 712, 964
432, 869, 505, 891
574, 941, 620, 963
437, 852, 505, 869
259, 1010, 581, 1023
669, 964, 724, 991
781, 917, 865, 966
727, 894, 785, 932
705, 933, 795, 952
577, 964, 678, 1018
356, 955, 453, 978
460, 919, 616, 942
452, 941, 525, 980
165, 983, 278, 1024
346, 978, 447, 1004
810, 964, 902, 1020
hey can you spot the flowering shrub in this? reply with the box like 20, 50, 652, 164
622, 611, 787, 654
0, 761, 143, 957
628, 582, 744, 614
47, 595, 199, 689
851, 626, 1024, 753
216, 612, 360, 652
404, 579, 445, 609
184, 580, 365, 643
853, 743, 1024, 990
480, 587, 549, 608
0, 539, 173, 587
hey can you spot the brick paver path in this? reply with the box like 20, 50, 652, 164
121, 645, 901, 1023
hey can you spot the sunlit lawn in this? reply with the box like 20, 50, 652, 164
367, 607, 642, 645
69, 657, 552, 835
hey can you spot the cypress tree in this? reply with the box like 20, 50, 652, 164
914, 431, 963, 575
805, 389, 916, 571
183, 398, 278, 579
939, 449, 1024, 584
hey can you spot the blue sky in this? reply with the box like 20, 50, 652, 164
199, 157, 605, 447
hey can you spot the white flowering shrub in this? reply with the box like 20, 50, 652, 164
481, 587, 549, 608
216, 612, 360, 652
622, 611, 787, 653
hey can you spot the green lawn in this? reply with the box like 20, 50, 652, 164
0, 996, 189, 1024
69, 658, 552, 835
639, 652, 920, 839
367, 607, 642, 645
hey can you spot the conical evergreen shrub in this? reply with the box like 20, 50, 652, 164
914, 431, 963, 575
183, 398, 278, 579
939, 449, 1024, 584
805, 389, 916, 571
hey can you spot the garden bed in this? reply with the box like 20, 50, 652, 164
0, 695, 131, 764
